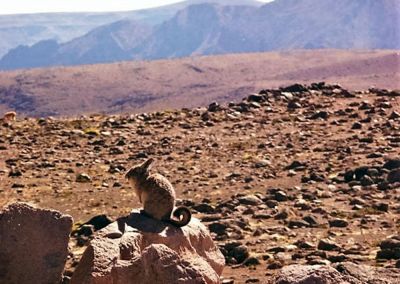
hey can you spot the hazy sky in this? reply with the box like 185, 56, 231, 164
0, 0, 274, 15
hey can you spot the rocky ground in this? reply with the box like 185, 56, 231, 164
0, 82, 399, 283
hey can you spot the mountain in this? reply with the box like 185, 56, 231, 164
0, 0, 399, 70
0, 0, 263, 58
135, 0, 400, 59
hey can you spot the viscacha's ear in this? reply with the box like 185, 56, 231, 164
141, 158, 154, 172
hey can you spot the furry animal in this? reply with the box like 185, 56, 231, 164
125, 158, 191, 227
2, 111, 16, 124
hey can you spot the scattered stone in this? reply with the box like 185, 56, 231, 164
76, 173, 91, 183
329, 218, 349, 228
318, 239, 340, 251
383, 159, 400, 170
387, 169, 400, 183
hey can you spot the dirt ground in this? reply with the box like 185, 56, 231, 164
0, 83, 399, 283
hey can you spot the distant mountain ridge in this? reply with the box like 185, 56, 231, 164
0, 0, 399, 70
0, 0, 262, 58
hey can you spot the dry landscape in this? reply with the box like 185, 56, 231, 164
1, 80, 399, 282
0, 49, 399, 117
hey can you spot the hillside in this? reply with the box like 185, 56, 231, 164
0, 49, 399, 117
1, 0, 399, 70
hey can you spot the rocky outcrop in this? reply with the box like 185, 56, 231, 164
71, 209, 225, 284
274, 262, 400, 284
0, 202, 73, 284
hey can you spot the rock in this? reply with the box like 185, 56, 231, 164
274, 190, 288, 202
238, 195, 263, 205
76, 173, 92, 183
389, 111, 400, 119
383, 159, 400, 170
247, 94, 265, 103
329, 218, 349, 228
318, 239, 340, 251
231, 245, 250, 263
83, 214, 113, 231
288, 219, 310, 228
275, 262, 400, 284
335, 262, 400, 283
274, 265, 347, 284
208, 102, 221, 112
360, 175, 374, 186
376, 236, 400, 260
71, 209, 224, 284
281, 84, 307, 93
387, 169, 400, 183
351, 122, 362, 129
0, 202, 73, 284
285, 160, 306, 170
310, 111, 329, 120
287, 101, 302, 109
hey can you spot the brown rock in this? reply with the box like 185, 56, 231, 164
71, 209, 224, 284
0, 202, 73, 284
275, 262, 400, 284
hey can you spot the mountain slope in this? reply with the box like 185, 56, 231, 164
0, 49, 398, 117
0, 0, 399, 70
136, 0, 399, 59
0, 0, 263, 58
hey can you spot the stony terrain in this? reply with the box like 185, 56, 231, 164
0, 83, 399, 283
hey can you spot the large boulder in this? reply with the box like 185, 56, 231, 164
0, 202, 73, 284
71, 210, 225, 284
274, 262, 400, 284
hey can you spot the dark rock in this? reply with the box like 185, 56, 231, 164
247, 94, 265, 103
84, 214, 112, 231
287, 101, 302, 109
387, 169, 400, 183
288, 219, 310, 228
310, 111, 329, 120
193, 203, 215, 214
303, 215, 319, 227
208, 102, 220, 112
274, 191, 288, 202
373, 202, 389, 212
328, 218, 349, 228
360, 175, 374, 186
354, 166, 369, 180
318, 239, 340, 251
76, 173, 91, 183
383, 159, 400, 170
232, 245, 250, 263
351, 122, 362, 129
294, 240, 314, 249
285, 161, 306, 170
389, 111, 400, 119
243, 256, 261, 266
267, 261, 283, 269
209, 222, 228, 235
281, 84, 307, 93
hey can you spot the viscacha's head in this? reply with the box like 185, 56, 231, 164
125, 158, 154, 185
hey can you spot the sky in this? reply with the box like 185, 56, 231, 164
0, 0, 274, 15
